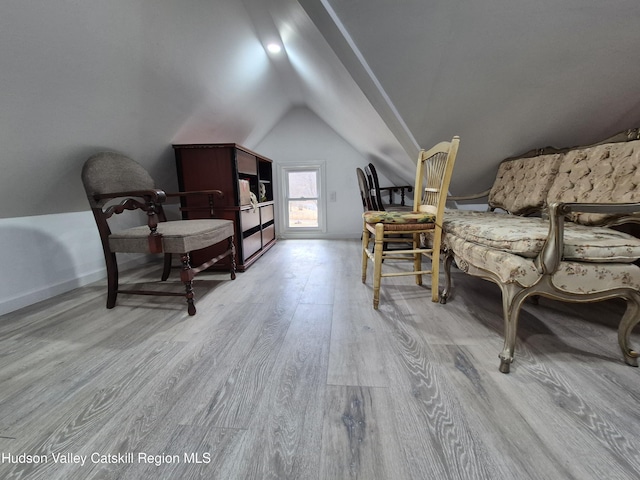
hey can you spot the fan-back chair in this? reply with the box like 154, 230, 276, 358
362, 137, 460, 308
82, 152, 236, 316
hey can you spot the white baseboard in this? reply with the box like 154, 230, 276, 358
0, 212, 149, 317
0, 256, 150, 317
276, 232, 361, 240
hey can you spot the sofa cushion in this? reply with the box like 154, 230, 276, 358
488, 153, 563, 215
444, 232, 540, 286
445, 232, 640, 293
443, 210, 640, 262
547, 140, 640, 225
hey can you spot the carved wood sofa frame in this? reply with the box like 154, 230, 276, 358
440, 129, 640, 373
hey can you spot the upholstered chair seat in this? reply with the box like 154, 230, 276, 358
108, 219, 233, 254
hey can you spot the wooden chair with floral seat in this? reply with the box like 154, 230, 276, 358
362, 137, 460, 308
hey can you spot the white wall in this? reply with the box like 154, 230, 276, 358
256, 107, 367, 239
0, 213, 115, 315
0, 210, 159, 316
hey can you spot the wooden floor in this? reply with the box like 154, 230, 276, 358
1, 239, 639, 480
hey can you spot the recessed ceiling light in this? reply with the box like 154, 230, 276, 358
266, 43, 282, 54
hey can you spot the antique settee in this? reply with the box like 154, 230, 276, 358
440, 129, 640, 373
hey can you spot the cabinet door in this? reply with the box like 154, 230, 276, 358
176, 147, 236, 208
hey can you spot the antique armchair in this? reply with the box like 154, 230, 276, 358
82, 152, 236, 316
362, 137, 460, 308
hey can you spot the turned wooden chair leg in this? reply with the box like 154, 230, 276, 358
361, 224, 370, 283
413, 233, 423, 286
430, 233, 442, 303
229, 237, 237, 280
105, 251, 119, 309
161, 253, 172, 281
372, 223, 384, 309
180, 253, 196, 316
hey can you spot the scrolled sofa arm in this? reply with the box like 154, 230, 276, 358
536, 202, 640, 275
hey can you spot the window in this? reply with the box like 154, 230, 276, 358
288, 170, 318, 227
279, 163, 326, 235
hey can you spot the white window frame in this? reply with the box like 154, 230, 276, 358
278, 162, 326, 237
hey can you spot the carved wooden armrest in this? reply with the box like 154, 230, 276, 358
165, 189, 224, 198
166, 189, 225, 216
93, 189, 167, 204
448, 188, 492, 202
535, 202, 640, 275
94, 189, 168, 220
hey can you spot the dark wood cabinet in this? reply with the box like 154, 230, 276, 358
173, 143, 276, 271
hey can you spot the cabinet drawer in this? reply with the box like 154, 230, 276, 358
262, 224, 275, 244
261, 204, 274, 224
243, 231, 261, 261
241, 208, 260, 231
237, 150, 257, 175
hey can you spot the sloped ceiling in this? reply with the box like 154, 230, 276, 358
0, 0, 290, 217
1, 0, 639, 218
241, 0, 416, 181
299, 0, 640, 191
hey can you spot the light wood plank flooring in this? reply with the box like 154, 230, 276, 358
1, 239, 639, 479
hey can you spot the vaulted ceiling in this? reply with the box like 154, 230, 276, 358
288, 0, 640, 190
1, 0, 639, 218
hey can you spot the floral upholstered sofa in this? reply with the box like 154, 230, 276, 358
440, 129, 640, 373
